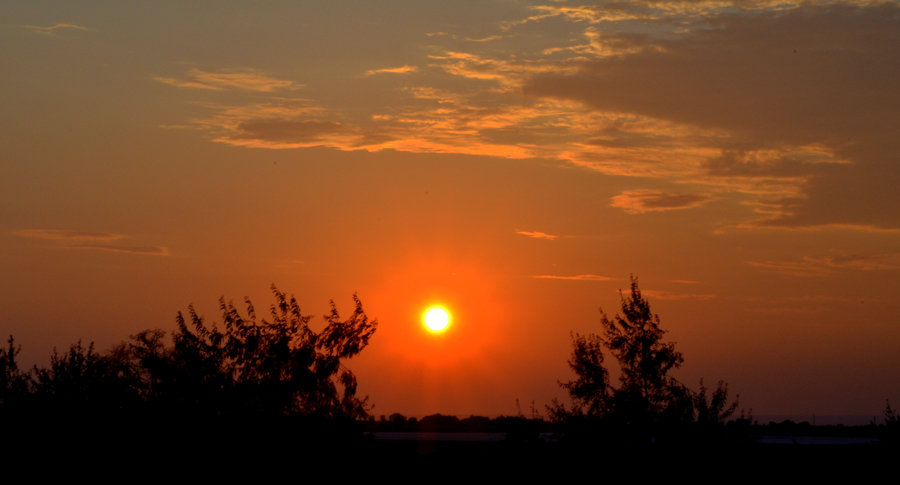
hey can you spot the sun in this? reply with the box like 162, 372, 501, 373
423, 306, 450, 333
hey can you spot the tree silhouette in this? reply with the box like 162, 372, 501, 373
2, 285, 378, 431
31, 340, 141, 416
165, 285, 377, 419
555, 276, 738, 442
601, 277, 684, 425
0, 336, 30, 414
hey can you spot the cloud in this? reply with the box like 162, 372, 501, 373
155, 68, 300, 92
68, 244, 170, 256
12, 229, 123, 242
22, 23, 93, 35
429, 51, 579, 90
364, 65, 418, 76
748, 252, 900, 277
156, 3, 900, 232
524, 3, 900, 229
515, 230, 558, 240
230, 120, 344, 144
721, 222, 900, 235
533, 274, 613, 281
610, 190, 712, 214
13, 229, 169, 256
641, 290, 716, 301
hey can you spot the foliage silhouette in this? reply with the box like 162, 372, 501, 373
0, 336, 30, 414
553, 276, 740, 444
31, 340, 141, 416
0, 286, 377, 431
882, 399, 899, 445
159, 285, 377, 419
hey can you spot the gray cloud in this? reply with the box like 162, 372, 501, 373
525, 3, 900, 229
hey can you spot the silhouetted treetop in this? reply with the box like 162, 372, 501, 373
169, 285, 377, 419
555, 276, 740, 443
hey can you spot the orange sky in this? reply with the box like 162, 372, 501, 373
2, 1, 899, 420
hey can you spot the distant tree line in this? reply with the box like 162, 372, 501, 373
0, 286, 376, 430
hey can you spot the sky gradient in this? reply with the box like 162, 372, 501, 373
2, 0, 899, 420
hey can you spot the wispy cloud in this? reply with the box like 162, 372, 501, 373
641, 290, 716, 301
22, 23, 93, 35
610, 189, 713, 214
515, 230, 558, 240
68, 244, 170, 256
155, 68, 300, 92
12, 229, 123, 242
523, 2, 900, 229
13, 229, 169, 256
748, 252, 900, 277
364, 65, 418, 76
156, 2, 900, 232
533, 274, 612, 281
722, 222, 900, 234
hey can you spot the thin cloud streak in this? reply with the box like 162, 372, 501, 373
515, 230, 558, 240
533, 274, 613, 281
68, 244, 170, 256
155, 68, 300, 92
364, 65, 418, 76
610, 190, 713, 214
748, 252, 900, 277
22, 23, 93, 35
13, 229, 169, 257
641, 290, 716, 301
12, 229, 124, 242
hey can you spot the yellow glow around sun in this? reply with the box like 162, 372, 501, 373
423, 306, 450, 333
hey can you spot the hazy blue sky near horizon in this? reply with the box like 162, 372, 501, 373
2, 0, 899, 418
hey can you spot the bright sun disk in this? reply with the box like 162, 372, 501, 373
424, 307, 450, 332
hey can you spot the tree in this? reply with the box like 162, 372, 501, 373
164, 285, 377, 419
603, 277, 685, 424
31, 340, 141, 416
0, 336, 31, 412
557, 276, 738, 441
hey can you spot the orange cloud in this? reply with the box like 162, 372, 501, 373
155, 68, 299, 92
364, 65, 418, 76
533, 274, 612, 281
515, 230, 558, 240
156, 3, 900, 232
610, 190, 713, 214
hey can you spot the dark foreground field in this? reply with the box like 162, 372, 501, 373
2, 419, 894, 480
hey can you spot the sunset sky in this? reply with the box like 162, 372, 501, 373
2, 0, 899, 420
